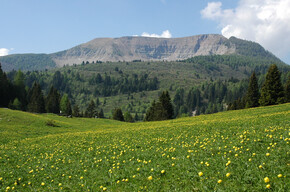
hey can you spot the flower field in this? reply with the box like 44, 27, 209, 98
0, 104, 289, 191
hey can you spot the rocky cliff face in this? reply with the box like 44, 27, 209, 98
51, 34, 237, 66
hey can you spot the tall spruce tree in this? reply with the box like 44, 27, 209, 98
13, 70, 27, 110
72, 105, 80, 117
98, 108, 105, 118
85, 100, 97, 117
60, 94, 72, 116
46, 86, 60, 114
124, 111, 134, 122
0, 63, 12, 107
159, 91, 174, 119
285, 76, 290, 102
28, 82, 46, 113
245, 72, 260, 108
113, 108, 124, 121
259, 64, 285, 106
145, 91, 174, 121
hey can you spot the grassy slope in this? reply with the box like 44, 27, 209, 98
0, 104, 289, 191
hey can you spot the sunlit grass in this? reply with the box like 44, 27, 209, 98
0, 103, 289, 191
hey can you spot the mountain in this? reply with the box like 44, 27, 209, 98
0, 34, 285, 71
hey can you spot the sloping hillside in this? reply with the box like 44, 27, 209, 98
0, 104, 289, 191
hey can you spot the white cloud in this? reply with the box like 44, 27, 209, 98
0, 48, 10, 56
201, 0, 290, 60
141, 30, 172, 38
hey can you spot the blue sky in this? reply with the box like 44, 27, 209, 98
1, 0, 289, 64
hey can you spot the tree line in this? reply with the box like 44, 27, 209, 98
0, 63, 72, 115
228, 64, 290, 110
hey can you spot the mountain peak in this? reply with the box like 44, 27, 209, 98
0, 34, 283, 71
51, 34, 238, 66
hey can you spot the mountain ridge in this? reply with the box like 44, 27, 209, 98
0, 34, 285, 71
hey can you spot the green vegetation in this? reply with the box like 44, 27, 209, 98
0, 54, 56, 71
245, 72, 260, 108
260, 64, 285, 105
145, 91, 174, 121
3, 59, 290, 118
0, 104, 289, 191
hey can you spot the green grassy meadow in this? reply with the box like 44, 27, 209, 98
0, 104, 289, 191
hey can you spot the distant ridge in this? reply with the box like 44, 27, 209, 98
0, 34, 285, 71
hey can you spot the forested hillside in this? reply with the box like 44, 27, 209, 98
3, 54, 290, 118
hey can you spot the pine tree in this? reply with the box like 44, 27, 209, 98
245, 72, 260, 108
285, 76, 290, 102
60, 94, 72, 116
0, 64, 11, 107
113, 108, 124, 121
13, 70, 27, 110
46, 86, 60, 114
28, 82, 46, 113
98, 108, 105, 118
159, 91, 174, 119
124, 112, 134, 122
9, 98, 22, 110
85, 100, 97, 118
134, 112, 139, 121
73, 105, 80, 117
145, 91, 174, 121
259, 64, 285, 106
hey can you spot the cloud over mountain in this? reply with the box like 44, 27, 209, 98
0, 48, 10, 56
201, 0, 290, 60
141, 30, 172, 38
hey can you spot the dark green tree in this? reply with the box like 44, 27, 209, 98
46, 86, 60, 114
28, 82, 46, 113
9, 98, 22, 110
52, 71, 64, 90
134, 112, 139, 121
60, 94, 72, 116
13, 70, 27, 110
85, 100, 97, 118
285, 76, 290, 102
173, 88, 185, 117
72, 105, 80, 117
245, 72, 260, 108
159, 91, 174, 119
259, 64, 285, 106
98, 108, 105, 118
113, 108, 124, 121
124, 112, 134, 122
145, 91, 174, 121
0, 63, 11, 107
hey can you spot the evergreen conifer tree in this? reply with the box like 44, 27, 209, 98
285, 76, 290, 102
9, 98, 22, 110
13, 70, 27, 110
124, 112, 134, 122
245, 72, 260, 108
159, 91, 174, 119
259, 64, 285, 106
0, 64, 12, 107
113, 108, 124, 121
46, 86, 60, 114
28, 82, 46, 113
98, 108, 105, 118
85, 100, 97, 117
60, 94, 72, 115
134, 112, 139, 121
145, 91, 174, 121
73, 105, 80, 117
